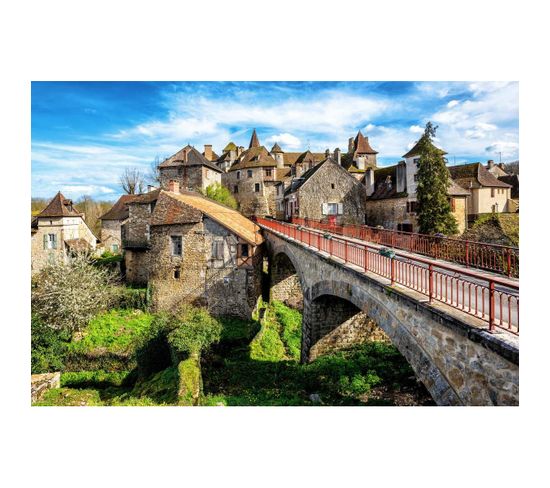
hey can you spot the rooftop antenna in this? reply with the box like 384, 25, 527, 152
498, 151, 502, 164
307, 139, 310, 151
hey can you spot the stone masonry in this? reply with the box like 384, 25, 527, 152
264, 230, 519, 406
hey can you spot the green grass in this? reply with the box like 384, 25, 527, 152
68, 309, 154, 356
61, 370, 131, 388
271, 300, 302, 361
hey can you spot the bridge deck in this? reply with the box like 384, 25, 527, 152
258, 218, 519, 336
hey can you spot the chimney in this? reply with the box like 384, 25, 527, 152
334, 148, 341, 165
147, 184, 157, 193
396, 161, 406, 193
487, 159, 495, 169
168, 180, 180, 193
237, 146, 244, 157
204, 144, 213, 161
325, 148, 331, 158
348, 137, 355, 154
365, 167, 375, 197
498, 162, 505, 169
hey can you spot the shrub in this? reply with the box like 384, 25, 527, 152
202, 183, 238, 209
31, 315, 70, 373
271, 301, 302, 361
32, 253, 117, 333
116, 286, 149, 311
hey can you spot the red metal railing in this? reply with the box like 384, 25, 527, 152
257, 217, 519, 335
290, 217, 519, 278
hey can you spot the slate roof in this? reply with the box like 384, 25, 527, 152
354, 131, 378, 154
36, 192, 83, 218
283, 151, 325, 166
152, 190, 263, 245
284, 157, 334, 196
65, 238, 93, 252
368, 165, 404, 200
228, 146, 278, 170
448, 162, 512, 189
99, 194, 142, 221
403, 138, 447, 158
249, 129, 260, 149
348, 165, 365, 173
158, 145, 222, 172
223, 142, 237, 152
270, 143, 283, 153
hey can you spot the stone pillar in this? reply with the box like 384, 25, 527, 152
365, 167, 375, 196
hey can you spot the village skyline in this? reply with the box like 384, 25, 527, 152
31, 81, 519, 200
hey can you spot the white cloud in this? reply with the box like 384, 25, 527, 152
61, 185, 115, 195
447, 100, 459, 108
484, 141, 519, 158
409, 125, 424, 134
265, 133, 301, 150
465, 122, 497, 139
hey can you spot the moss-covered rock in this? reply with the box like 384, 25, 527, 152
177, 355, 202, 406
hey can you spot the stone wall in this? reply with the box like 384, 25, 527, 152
125, 202, 152, 246
270, 252, 304, 310
365, 196, 413, 230
124, 249, 151, 286
452, 196, 468, 234
223, 167, 277, 217
265, 231, 519, 406
159, 165, 221, 192
31, 372, 60, 403
294, 160, 366, 225
100, 219, 122, 252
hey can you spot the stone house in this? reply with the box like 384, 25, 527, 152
221, 129, 327, 218
31, 192, 98, 274
158, 144, 222, 192
364, 163, 470, 234
122, 183, 263, 319
485, 159, 509, 178
448, 162, 513, 219
282, 157, 367, 225
98, 194, 143, 253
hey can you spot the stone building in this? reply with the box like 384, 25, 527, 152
158, 144, 222, 192
448, 162, 513, 219
282, 157, 367, 225
122, 183, 263, 319
99, 194, 143, 253
364, 163, 470, 233
340, 130, 378, 179
31, 192, 98, 274
221, 129, 326, 218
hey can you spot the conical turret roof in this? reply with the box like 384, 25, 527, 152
249, 129, 260, 149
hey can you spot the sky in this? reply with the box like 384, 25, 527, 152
31, 81, 519, 200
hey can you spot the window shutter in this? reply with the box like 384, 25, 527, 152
43, 234, 48, 249
52, 234, 57, 249
337, 203, 344, 215
322, 203, 328, 215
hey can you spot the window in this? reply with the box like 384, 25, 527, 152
234, 185, 238, 194
145, 224, 150, 242
247, 169, 253, 178
174, 267, 181, 279
112, 244, 119, 253
254, 183, 261, 192
406, 201, 418, 213
212, 240, 224, 259
43, 233, 57, 250
331, 183, 335, 189
413, 158, 420, 166
171, 235, 182, 256
491, 188, 495, 197
240, 244, 249, 257
237, 171, 241, 180
323, 203, 342, 215
265, 168, 272, 177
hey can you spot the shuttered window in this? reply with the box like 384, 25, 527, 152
43, 233, 57, 249
212, 240, 224, 259
171, 236, 182, 256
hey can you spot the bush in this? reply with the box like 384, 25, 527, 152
271, 301, 302, 361
31, 315, 70, 373
116, 286, 149, 311
32, 253, 117, 333
202, 183, 238, 209
167, 307, 222, 357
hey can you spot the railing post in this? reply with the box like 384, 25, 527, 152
465, 241, 469, 268
364, 246, 369, 271
489, 280, 495, 332
390, 257, 395, 285
507, 248, 512, 277
428, 264, 433, 303
345, 240, 348, 263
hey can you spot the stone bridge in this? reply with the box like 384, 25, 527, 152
263, 228, 519, 406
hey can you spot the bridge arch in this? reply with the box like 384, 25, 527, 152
303, 279, 461, 405
268, 246, 306, 310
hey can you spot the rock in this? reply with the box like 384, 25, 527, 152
309, 393, 323, 405
31, 372, 61, 403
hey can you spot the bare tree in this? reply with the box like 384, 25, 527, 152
148, 155, 163, 186
120, 168, 145, 194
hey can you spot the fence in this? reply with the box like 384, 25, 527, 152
258, 217, 519, 335
290, 217, 519, 278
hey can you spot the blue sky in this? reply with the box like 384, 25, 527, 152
31, 81, 519, 200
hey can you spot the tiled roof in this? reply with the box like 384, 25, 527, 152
354, 131, 378, 154
36, 192, 83, 218
448, 162, 512, 188
65, 238, 92, 252
223, 142, 237, 152
348, 165, 365, 173
203, 150, 219, 161
131, 188, 162, 204
447, 179, 471, 196
284, 157, 333, 196
270, 143, 283, 153
99, 194, 142, 221
368, 165, 404, 200
275, 167, 291, 181
153, 191, 263, 245
228, 146, 278, 170
283, 151, 325, 165
159, 145, 222, 172
403, 138, 447, 158
249, 129, 260, 149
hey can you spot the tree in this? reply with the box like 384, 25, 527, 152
120, 167, 145, 194
76, 195, 115, 236
148, 155, 162, 186
202, 182, 238, 209
415, 122, 458, 235
32, 253, 117, 334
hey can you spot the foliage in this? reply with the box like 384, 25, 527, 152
120, 167, 145, 194
219, 316, 260, 344
202, 182, 238, 209
115, 286, 149, 311
32, 253, 117, 334
61, 370, 131, 388
67, 309, 154, 355
34, 388, 104, 406
249, 311, 287, 361
177, 356, 202, 405
94, 251, 123, 266
415, 122, 459, 235
166, 306, 222, 357
271, 301, 302, 361
75, 195, 116, 236
130, 366, 179, 405
31, 315, 70, 374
